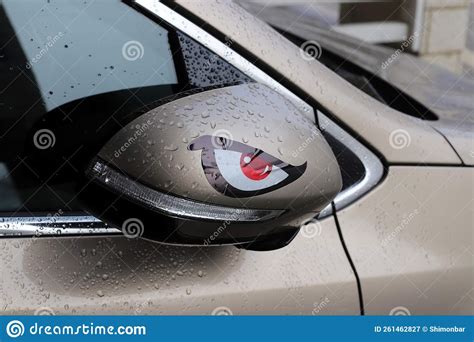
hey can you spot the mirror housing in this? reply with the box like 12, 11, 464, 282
80, 84, 342, 250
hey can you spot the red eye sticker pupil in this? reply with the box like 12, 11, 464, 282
240, 153, 272, 181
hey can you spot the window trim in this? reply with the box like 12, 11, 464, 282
317, 112, 384, 218
134, 0, 315, 121
0, 215, 118, 237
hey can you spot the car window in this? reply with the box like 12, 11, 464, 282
0, 0, 250, 213
277, 29, 438, 121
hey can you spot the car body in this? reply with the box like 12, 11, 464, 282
0, 0, 472, 316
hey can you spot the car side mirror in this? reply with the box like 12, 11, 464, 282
80, 83, 342, 250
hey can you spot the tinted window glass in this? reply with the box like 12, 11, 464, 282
278, 29, 437, 121
177, 32, 251, 87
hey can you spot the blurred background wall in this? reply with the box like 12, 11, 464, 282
240, 0, 473, 75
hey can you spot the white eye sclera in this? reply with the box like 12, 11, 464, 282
214, 149, 289, 192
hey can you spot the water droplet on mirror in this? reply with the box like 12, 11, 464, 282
164, 144, 178, 151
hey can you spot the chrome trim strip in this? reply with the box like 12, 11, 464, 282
317, 111, 384, 218
0, 216, 120, 238
134, 0, 315, 121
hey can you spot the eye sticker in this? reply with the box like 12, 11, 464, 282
188, 135, 307, 198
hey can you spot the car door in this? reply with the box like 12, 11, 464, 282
172, 0, 472, 316
0, 0, 359, 315
239, 3, 474, 315
255, 8, 474, 315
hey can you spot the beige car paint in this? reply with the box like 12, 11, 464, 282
0, 216, 359, 315
433, 124, 474, 166
170, 0, 473, 315
337, 167, 473, 315
175, 0, 461, 165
